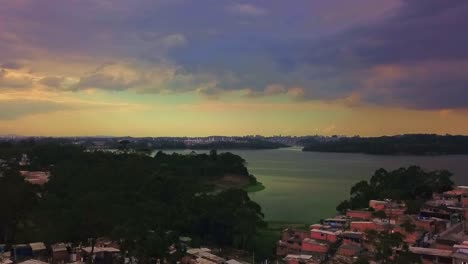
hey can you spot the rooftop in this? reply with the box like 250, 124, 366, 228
409, 247, 452, 257
302, 238, 327, 246
29, 243, 46, 251
310, 229, 341, 236
81, 247, 120, 254
17, 260, 48, 264
283, 254, 314, 260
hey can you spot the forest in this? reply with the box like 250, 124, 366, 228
302, 134, 468, 155
0, 141, 266, 263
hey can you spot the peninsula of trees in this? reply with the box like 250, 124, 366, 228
302, 134, 468, 155
0, 141, 266, 262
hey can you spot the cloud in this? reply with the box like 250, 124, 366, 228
72, 63, 144, 91
70, 61, 218, 95
228, 3, 267, 16
245, 0, 468, 109
286, 87, 305, 100
0, 68, 33, 89
0, 61, 23, 69
242, 84, 306, 100
360, 61, 468, 109
0, 99, 72, 120
160, 34, 187, 48
39, 76, 67, 88
1, 0, 467, 110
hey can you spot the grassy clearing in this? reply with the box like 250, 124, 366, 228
252, 221, 309, 261
243, 182, 266, 193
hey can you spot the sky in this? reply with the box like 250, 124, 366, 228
1, 0, 468, 137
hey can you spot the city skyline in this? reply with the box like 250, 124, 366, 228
1, 0, 468, 136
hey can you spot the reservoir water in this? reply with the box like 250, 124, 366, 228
162, 147, 468, 223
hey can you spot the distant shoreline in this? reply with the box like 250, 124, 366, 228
301, 134, 468, 156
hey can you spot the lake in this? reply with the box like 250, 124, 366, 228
160, 147, 468, 224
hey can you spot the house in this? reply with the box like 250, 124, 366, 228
409, 247, 453, 264
346, 210, 372, 220
322, 218, 348, 229
301, 239, 328, 261
309, 224, 322, 230
29, 243, 47, 261
225, 259, 247, 264
369, 200, 406, 220
420, 202, 461, 222
0, 250, 12, 264
185, 248, 225, 264
369, 200, 388, 211
434, 223, 464, 250
310, 229, 340, 243
81, 247, 120, 264
350, 222, 375, 232
341, 231, 364, 245
464, 208, 468, 235
281, 229, 309, 242
11, 245, 33, 261
17, 260, 48, 264
50, 243, 70, 264
0, 259, 12, 264
415, 217, 448, 234
277, 229, 309, 256
452, 243, 468, 264
19, 171, 50, 185
283, 254, 320, 264
336, 244, 363, 258
452, 248, 468, 264
277, 240, 301, 256
384, 207, 406, 220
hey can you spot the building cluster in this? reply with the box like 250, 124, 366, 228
181, 248, 248, 264
19, 171, 50, 185
277, 186, 468, 264
0, 154, 50, 185
0, 240, 120, 264
0, 237, 250, 264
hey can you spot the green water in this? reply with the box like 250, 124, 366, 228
161, 147, 468, 223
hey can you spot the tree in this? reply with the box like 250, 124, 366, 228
372, 210, 387, 220
337, 166, 454, 212
210, 149, 218, 160
400, 219, 416, 234
354, 256, 370, 264
0, 169, 38, 243
394, 244, 421, 264
372, 232, 410, 263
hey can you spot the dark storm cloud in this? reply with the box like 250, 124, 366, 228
351, 0, 468, 64
243, 0, 468, 109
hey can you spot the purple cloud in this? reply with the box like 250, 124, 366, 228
0, 0, 467, 109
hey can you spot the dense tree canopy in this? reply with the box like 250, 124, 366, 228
0, 143, 265, 262
302, 134, 468, 155
0, 168, 38, 243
